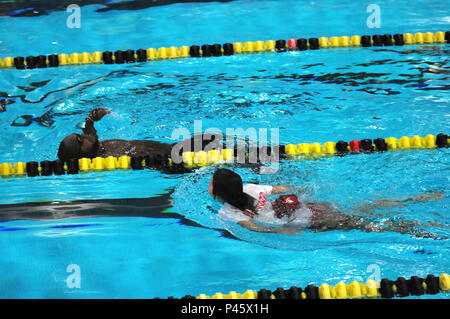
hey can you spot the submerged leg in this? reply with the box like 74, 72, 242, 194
355, 218, 448, 240
308, 202, 447, 239
351, 192, 445, 214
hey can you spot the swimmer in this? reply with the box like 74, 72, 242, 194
57, 108, 221, 164
208, 168, 446, 238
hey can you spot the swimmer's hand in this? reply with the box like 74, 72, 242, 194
88, 108, 112, 122
238, 220, 300, 235
271, 185, 309, 195
271, 185, 293, 195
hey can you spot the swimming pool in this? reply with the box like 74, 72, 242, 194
0, 0, 449, 299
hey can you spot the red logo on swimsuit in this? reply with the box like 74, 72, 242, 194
244, 192, 266, 219
255, 192, 267, 211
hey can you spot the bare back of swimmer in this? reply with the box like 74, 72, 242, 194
57, 108, 221, 163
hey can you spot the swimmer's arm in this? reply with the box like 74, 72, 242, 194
82, 108, 112, 135
238, 220, 298, 235
271, 185, 293, 195
271, 185, 309, 195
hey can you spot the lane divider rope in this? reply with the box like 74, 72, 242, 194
0, 133, 448, 178
173, 273, 450, 300
0, 31, 448, 70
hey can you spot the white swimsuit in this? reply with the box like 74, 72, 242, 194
218, 184, 313, 228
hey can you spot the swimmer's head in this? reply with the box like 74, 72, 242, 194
209, 168, 242, 199
209, 168, 253, 212
57, 133, 99, 162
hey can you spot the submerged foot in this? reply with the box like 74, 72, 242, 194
412, 192, 445, 202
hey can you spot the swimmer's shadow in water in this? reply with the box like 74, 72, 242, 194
0, 192, 239, 241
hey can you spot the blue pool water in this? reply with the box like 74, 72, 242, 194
0, 0, 449, 298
